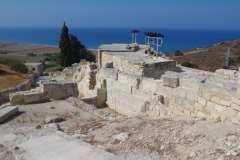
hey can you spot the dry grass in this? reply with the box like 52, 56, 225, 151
0, 64, 28, 90
169, 39, 240, 72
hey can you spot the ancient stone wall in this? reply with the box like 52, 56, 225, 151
93, 66, 240, 123
0, 74, 34, 102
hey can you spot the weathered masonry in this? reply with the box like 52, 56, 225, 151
4, 43, 240, 124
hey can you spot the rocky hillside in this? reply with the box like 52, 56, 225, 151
169, 39, 240, 72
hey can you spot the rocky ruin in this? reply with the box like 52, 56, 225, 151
1, 43, 240, 159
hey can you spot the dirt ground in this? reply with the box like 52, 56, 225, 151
0, 64, 28, 90
1, 100, 240, 160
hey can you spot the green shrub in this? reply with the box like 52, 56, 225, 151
181, 62, 198, 68
44, 57, 51, 61
27, 53, 36, 57
44, 66, 65, 72
235, 52, 240, 55
0, 51, 7, 54
174, 50, 183, 56
0, 56, 28, 73
43, 53, 52, 56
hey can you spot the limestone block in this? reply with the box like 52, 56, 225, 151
211, 111, 220, 120
191, 112, 196, 117
220, 114, 227, 121
202, 107, 212, 115
231, 103, 240, 111
206, 101, 216, 110
1, 88, 18, 101
174, 87, 187, 99
95, 88, 107, 96
231, 116, 240, 124
220, 99, 231, 107
179, 77, 197, 89
225, 107, 238, 117
215, 104, 226, 112
194, 102, 203, 111
162, 74, 179, 88
139, 79, 161, 93
9, 92, 24, 104
182, 100, 192, 108
118, 73, 140, 88
217, 92, 232, 101
186, 90, 196, 102
177, 109, 183, 115
41, 82, 63, 92
24, 92, 42, 103
187, 104, 195, 112
183, 109, 191, 115
197, 111, 206, 118
232, 97, 240, 106
112, 81, 131, 94
177, 105, 184, 112
201, 91, 213, 101
211, 96, 220, 104
0, 106, 19, 123
175, 98, 183, 106
223, 69, 237, 75
131, 87, 151, 102
197, 97, 207, 106
50, 90, 67, 100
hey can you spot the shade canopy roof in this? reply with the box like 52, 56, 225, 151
131, 30, 139, 33
144, 32, 164, 38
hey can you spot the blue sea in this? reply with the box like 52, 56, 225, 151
0, 27, 240, 53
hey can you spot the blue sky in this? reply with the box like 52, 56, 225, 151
1, 0, 240, 30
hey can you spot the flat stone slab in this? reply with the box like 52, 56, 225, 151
17, 133, 115, 160
0, 106, 19, 123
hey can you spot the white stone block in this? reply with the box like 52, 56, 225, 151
9, 92, 24, 104
186, 90, 196, 102
24, 92, 42, 103
197, 111, 206, 118
215, 104, 226, 112
194, 102, 203, 111
162, 74, 179, 88
231, 103, 240, 111
231, 97, 240, 106
197, 97, 207, 106
225, 107, 238, 117
220, 99, 231, 107
211, 96, 220, 104
206, 101, 216, 110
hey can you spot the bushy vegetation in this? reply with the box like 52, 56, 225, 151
0, 56, 28, 73
174, 50, 183, 56
27, 53, 36, 57
0, 51, 7, 54
181, 62, 198, 68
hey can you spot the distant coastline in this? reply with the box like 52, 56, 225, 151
0, 28, 240, 52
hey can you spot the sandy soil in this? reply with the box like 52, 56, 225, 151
1, 100, 240, 160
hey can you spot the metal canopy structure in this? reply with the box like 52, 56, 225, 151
144, 32, 164, 53
131, 29, 139, 43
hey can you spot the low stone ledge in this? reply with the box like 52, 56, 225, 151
0, 106, 19, 123
67, 97, 117, 120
